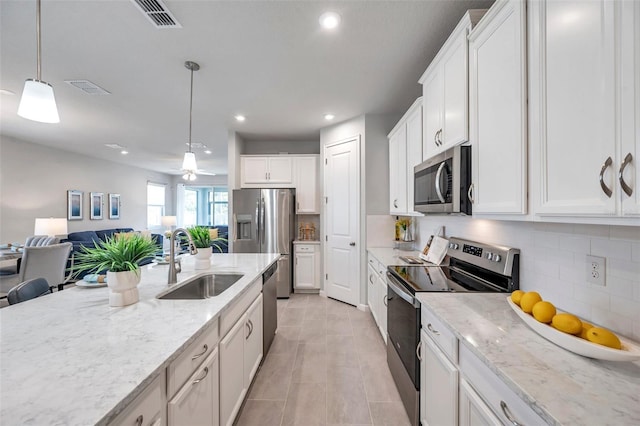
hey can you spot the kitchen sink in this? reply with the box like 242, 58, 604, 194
156, 273, 244, 300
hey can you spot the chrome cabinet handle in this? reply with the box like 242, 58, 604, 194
500, 401, 524, 426
369, 274, 374, 285
246, 321, 251, 339
434, 130, 439, 147
393, 199, 398, 208
427, 323, 440, 335
416, 342, 422, 362
619, 153, 633, 197
468, 183, 475, 204
191, 344, 208, 361
383, 295, 388, 307
599, 156, 613, 198
246, 319, 254, 339
435, 161, 446, 203
349, 242, 356, 246
437, 129, 443, 146
192, 367, 209, 385
135, 415, 144, 426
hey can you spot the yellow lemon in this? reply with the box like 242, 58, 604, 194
586, 327, 622, 350
551, 313, 582, 335
511, 290, 525, 306
520, 292, 542, 314
532, 301, 556, 324
579, 322, 594, 340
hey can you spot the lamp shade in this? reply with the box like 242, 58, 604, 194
161, 215, 177, 227
18, 79, 60, 123
182, 151, 197, 172
34, 217, 68, 237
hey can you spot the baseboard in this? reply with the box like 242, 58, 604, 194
358, 304, 369, 312
319, 290, 327, 298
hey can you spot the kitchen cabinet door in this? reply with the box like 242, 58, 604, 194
377, 273, 387, 344
440, 25, 469, 150
267, 157, 293, 184
389, 126, 408, 214
530, 0, 617, 216
422, 70, 443, 161
406, 103, 423, 214
459, 377, 500, 426
469, 0, 527, 214
108, 375, 164, 426
295, 156, 319, 214
244, 294, 263, 388
421, 330, 458, 426
295, 252, 317, 290
168, 349, 219, 426
241, 157, 270, 184
219, 315, 247, 426
367, 264, 379, 325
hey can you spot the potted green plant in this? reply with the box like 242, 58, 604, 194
73, 234, 159, 307
188, 226, 212, 269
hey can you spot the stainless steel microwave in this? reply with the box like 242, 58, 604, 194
414, 145, 472, 214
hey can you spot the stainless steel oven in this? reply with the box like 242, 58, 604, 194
414, 145, 471, 214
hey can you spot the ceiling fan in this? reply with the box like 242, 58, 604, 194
170, 167, 216, 176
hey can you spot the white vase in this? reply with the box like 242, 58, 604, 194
106, 270, 141, 307
194, 247, 212, 270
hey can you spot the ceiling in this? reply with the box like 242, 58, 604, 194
0, 0, 493, 176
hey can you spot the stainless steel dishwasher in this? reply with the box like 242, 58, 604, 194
262, 262, 278, 357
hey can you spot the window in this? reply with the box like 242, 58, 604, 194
147, 183, 166, 229
183, 188, 198, 227
210, 188, 228, 226
176, 185, 228, 227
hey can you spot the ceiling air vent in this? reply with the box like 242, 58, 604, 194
105, 143, 125, 150
65, 80, 110, 95
131, 0, 182, 29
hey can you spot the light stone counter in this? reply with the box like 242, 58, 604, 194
367, 247, 424, 267
0, 253, 280, 426
416, 293, 640, 425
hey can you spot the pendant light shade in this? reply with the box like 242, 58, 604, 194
18, 0, 59, 123
182, 61, 200, 181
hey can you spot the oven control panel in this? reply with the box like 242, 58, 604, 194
447, 237, 520, 277
462, 244, 483, 257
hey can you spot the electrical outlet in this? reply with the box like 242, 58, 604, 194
586, 255, 606, 286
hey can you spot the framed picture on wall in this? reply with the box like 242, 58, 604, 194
90, 192, 104, 220
67, 190, 83, 220
109, 193, 121, 219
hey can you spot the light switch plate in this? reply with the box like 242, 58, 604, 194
586, 255, 606, 286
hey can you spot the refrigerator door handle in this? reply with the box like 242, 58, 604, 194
232, 214, 237, 241
260, 197, 266, 250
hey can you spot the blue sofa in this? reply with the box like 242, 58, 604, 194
62, 228, 163, 279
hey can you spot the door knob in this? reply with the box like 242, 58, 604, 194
349, 242, 356, 246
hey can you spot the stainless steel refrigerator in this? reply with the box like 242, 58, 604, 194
232, 188, 295, 298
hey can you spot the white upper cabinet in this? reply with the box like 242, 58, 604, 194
420, 10, 486, 161
469, 0, 527, 215
240, 156, 293, 186
529, 0, 638, 218
388, 98, 422, 215
294, 156, 320, 214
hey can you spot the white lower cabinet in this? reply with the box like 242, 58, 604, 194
366, 253, 387, 344
459, 377, 500, 426
294, 244, 320, 291
108, 375, 164, 426
377, 272, 387, 342
420, 329, 458, 426
168, 349, 219, 426
244, 294, 264, 388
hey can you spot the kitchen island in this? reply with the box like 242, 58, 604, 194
0, 253, 279, 425
417, 293, 640, 425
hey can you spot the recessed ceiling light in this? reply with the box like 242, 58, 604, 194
121, 150, 129, 155
0, 89, 15, 96
319, 12, 341, 30
235, 115, 246, 122
204, 150, 212, 154
324, 113, 335, 120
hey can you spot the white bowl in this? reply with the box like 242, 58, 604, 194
507, 297, 640, 362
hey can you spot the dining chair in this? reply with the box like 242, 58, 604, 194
7, 278, 51, 305
0, 235, 61, 276
0, 243, 73, 294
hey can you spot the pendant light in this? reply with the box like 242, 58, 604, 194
182, 61, 200, 181
18, 0, 60, 123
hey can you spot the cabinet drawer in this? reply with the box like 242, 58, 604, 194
220, 278, 262, 337
367, 253, 385, 276
167, 319, 219, 398
295, 244, 315, 253
108, 375, 163, 426
459, 344, 546, 426
421, 306, 458, 364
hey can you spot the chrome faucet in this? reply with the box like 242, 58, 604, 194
168, 228, 198, 285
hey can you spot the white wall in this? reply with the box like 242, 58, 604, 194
413, 216, 640, 341
0, 136, 173, 242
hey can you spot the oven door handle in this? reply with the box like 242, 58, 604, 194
434, 161, 446, 203
386, 272, 418, 306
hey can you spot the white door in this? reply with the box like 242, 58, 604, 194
295, 252, 316, 289
219, 316, 246, 426
421, 330, 459, 426
295, 156, 319, 213
244, 294, 263, 388
441, 28, 469, 149
422, 70, 443, 161
241, 157, 270, 185
470, 0, 527, 214
531, 0, 617, 215
406, 104, 423, 214
324, 137, 360, 306
389, 127, 407, 213
267, 157, 293, 183
168, 349, 219, 426
459, 377, 501, 426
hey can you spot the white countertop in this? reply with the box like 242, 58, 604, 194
0, 253, 280, 426
416, 293, 640, 426
367, 247, 423, 266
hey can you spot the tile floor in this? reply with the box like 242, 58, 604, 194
235, 294, 411, 426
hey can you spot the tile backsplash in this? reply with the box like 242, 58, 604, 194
413, 216, 640, 341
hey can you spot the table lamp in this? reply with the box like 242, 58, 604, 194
34, 217, 68, 237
